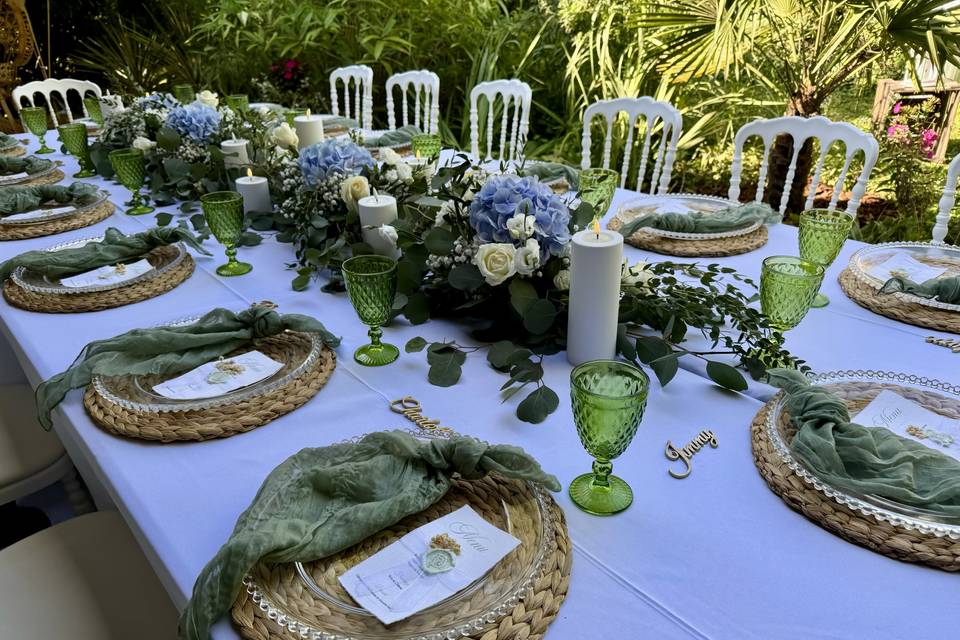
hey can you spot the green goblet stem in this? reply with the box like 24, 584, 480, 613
21, 107, 54, 154
58, 123, 97, 178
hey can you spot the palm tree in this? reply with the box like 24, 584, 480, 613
636, 0, 960, 210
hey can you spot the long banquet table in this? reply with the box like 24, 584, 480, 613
0, 143, 956, 640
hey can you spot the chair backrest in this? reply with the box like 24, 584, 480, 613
385, 70, 440, 135
469, 79, 531, 164
580, 97, 682, 195
329, 65, 374, 130
933, 152, 960, 244
728, 115, 879, 216
12, 78, 103, 126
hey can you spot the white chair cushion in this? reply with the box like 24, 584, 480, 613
0, 383, 64, 488
0, 511, 178, 638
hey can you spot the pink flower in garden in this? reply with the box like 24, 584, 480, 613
887, 123, 909, 140
285, 59, 299, 70
284, 72, 293, 80
921, 128, 938, 147
892, 101, 902, 114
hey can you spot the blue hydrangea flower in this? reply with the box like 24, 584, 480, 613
298, 139, 375, 186
469, 174, 571, 257
164, 103, 222, 144
135, 93, 180, 113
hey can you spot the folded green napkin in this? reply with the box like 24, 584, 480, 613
0, 226, 210, 283
617, 201, 781, 237
767, 368, 960, 515
179, 429, 560, 639
36, 305, 340, 429
0, 155, 53, 176
879, 274, 960, 304
364, 124, 421, 148
0, 132, 19, 148
0, 183, 100, 215
323, 115, 357, 131
520, 162, 580, 190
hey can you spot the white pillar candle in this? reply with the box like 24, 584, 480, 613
566, 223, 624, 366
221, 138, 249, 168
235, 169, 272, 213
358, 194, 400, 258
295, 114, 325, 149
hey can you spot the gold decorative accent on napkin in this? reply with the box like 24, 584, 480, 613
665, 430, 719, 479
429, 533, 461, 555
389, 396, 453, 433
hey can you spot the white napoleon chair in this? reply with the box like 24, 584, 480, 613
386, 70, 440, 135
580, 96, 682, 194
469, 79, 532, 164
729, 115, 879, 216
932, 152, 960, 244
12, 78, 103, 127
330, 64, 374, 130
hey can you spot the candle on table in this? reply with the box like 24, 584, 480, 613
235, 167, 272, 214
295, 109, 325, 149
220, 137, 249, 169
358, 192, 400, 258
566, 218, 624, 366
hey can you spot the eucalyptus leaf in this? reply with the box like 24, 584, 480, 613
516, 386, 559, 424
427, 351, 462, 387
706, 361, 748, 392
522, 299, 557, 335
424, 227, 455, 255
649, 353, 679, 386
403, 293, 430, 325
405, 337, 427, 353
155, 212, 173, 227
509, 279, 537, 315
448, 263, 484, 291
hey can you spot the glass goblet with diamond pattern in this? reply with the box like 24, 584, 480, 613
21, 107, 54, 154
569, 360, 649, 516
83, 98, 104, 126
411, 134, 442, 160
226, 94, 249, 111
578, 167, 619, 217
798, 208, 854, 308
58, 123, 96, 178
760, 256, 825, 332
342, 255, 400, 367
172, 84, 195, 105
108, 148, 154, 215
201, 191, 253, 277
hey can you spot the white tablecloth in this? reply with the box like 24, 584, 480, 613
0, 145, 955, 640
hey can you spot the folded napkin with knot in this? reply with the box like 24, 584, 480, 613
520, 162, 581, 190
0, 132, 19, 148
0, 183, 100, 215
617, 201, 781, 237
0, 226, 210, 282
35, 305, 340, 429
879, 274, 960, 304
179, 429, 560, 640
364, 124, 421, 148
0, 155, 53, 175
322, 115, 357, 132
767, 368, 960, 516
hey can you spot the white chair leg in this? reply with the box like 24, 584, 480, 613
62, 467, 94, 515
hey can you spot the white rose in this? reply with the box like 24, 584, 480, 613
270, 122, 299, 150
514, 238, 541, 276
132, 136, 156, 152
396, 161, 413, 183
379, 147, 402, 165
376, 224, 399, 248
473, 243, 517, 286
340, 175, 370, 214
383, 169, 398, 183
506, 212, 536, 240
554, 269, 571, 291
621, 260, 654, 289
197, 90, 219, 108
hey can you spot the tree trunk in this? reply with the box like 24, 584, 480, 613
764, 91, 822, 214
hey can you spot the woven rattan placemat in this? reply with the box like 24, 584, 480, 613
0, 200, 115, 241
3, 246, 194, 313
9, 168, 65, 187
0, 146, 26, 157
751, 393, 960, 571
838, 268, 960, 334
607, 216, 768, 257
84, 333, 336, 442
232, 473, 570, 640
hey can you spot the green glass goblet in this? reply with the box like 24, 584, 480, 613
226, 94, 249, 111
284, 109, 308, 127
172, 84, 195, 105
58, 123, 96, 178
83, 97, 104, 126
569, 360, 649, 516
342, 255, 400, 367
798, 208, 854, 308
201, 191, 253, 277
411, 134, 442, 160
578, 167, 619, 217
21, 107, 54, 154
760, 255, 824, 332
108, 149, 154, 215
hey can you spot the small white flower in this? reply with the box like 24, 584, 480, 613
340, 175, 370, 214
473, 243, 517, 286
376, 224, 399, 248
554, 269, 571, 291
384, 169, 398, 183
514, 238, 541, 276
379, 147, 402, 165
270, 122, 299, 150
463, 189, 475, 202
395, 162, 413, 183
506, 212, 536, 240
621, 260, 654, 289
435, 201, 455, 228
197, 90, 219, 109
132, 136, 156, 152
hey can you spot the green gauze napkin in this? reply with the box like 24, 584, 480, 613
0, 182, 100, 215
618, 201, 781, 237
365, 124, 421, 148
0, 226, 210, 282
0, 155, 53, 175
324, 115, 357, 131
520, 162, 580, 190
879, 274, 960, 304
35, 305, 340, 430
179, 429, 561, 639
0, 132, 19, 148
767, 368, 960, 515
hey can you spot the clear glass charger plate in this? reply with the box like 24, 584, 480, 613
847, 241, 960, 313
242, 427, 555, 640
0, 190, 110, 227
92, 314, 325, 414
9, 235, 186, 295
615, 192, 760, 240
0, 162, 59, 187
766, 369, 960, 539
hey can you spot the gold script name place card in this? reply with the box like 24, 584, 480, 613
665, 430, 718, 479
390, 396, 453, 434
